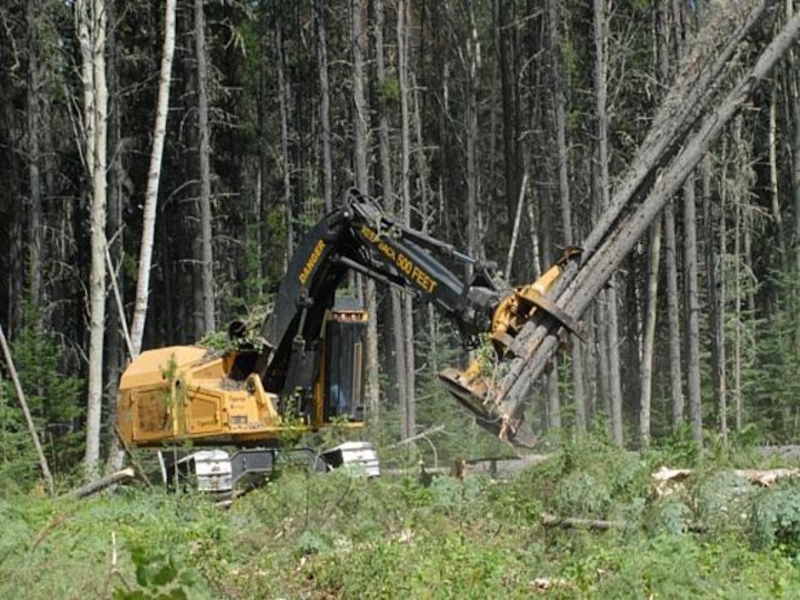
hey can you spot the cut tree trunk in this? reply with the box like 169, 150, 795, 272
65, 468, 135, 499
490, 4, 800, 444
541, 512, 707, 533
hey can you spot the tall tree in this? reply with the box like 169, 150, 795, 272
351, 0, 380, 421
129, 0, 177, 357
195, 0, 215, 335
547, 0, 585, 432
593, 0, 623, 445
77, 0, 109, 473
26, 0, 42, 310
672, 0, 703, 446
316, 1, 332, 214
374, 0, 404, 423
398, 0, 416, 439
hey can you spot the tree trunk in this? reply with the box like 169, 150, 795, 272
105, 0, 128, 470
195, 0, 214, 336
78, 0, 109, 474
683, 176, 703, 447
498, 0, 519, 239
398, 0, 416, 439
129, 0, 177, 356
492, 8, 800, 441
548, 0, 585, 432
26, 0, 42, 310
640, 215, 661, 447
788, 1, 800, 350
374, 0, 399, 424
316, 0, 332, 214
593, 0, 623, 444
703, 155, 726, 439
466, 4, 480, 268
351, 0, 379, 423
276, 17, 293, 268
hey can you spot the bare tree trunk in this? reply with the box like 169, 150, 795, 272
683, 178, 703, 446
398, 0, 416, 439
26, 0, 42, 309
593, 0, 623, 444
3, 72, 24, 332
374, 0, 398, 424
788, 1, 800, 350
466, 4, 480, 269
640, 215, 661, 447
664, 201, 684, 428
492, 8, 800, 440
703, 155, 726, 439
129, 0, 177, 356
316, 0, 332, 214
498, 0, 519, 240
548, 0, 585, 432
656, 0, 684, 432
351, 0, 379, 423
78, 0, 109, 474
276, 18, 293, 269
105, 0, 128, 470
195, 0, 214, 335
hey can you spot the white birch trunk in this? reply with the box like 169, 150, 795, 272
129, 0, 177, 357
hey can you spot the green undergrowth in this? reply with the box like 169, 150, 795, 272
3, 436, 800, 598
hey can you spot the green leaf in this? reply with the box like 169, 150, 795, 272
151, 563, 178, 587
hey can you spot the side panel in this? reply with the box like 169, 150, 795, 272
132, 385, 175, 443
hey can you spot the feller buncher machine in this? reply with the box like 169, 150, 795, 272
116, 189, 578, 493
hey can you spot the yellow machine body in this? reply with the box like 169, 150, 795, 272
117, 307, 368, 449
117, 346, 285, 448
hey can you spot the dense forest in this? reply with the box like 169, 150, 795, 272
1, 0, 800, 485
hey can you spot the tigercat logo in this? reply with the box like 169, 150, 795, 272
299, 240, 326, 284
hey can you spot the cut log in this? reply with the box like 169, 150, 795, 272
486, 4, 800, 440
541, 512, 707, 533
65, 468, 135, 499
541, 513, 620, 531
652, 466, 800, 488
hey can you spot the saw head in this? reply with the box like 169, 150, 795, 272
438, 367, 537, 450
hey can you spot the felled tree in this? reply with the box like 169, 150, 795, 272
487, 1, 800, 445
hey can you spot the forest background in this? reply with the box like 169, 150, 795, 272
2, 0, 800, 486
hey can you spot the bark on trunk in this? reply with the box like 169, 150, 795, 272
316, 0, 332, 213
593, 0, 623, 444
492, 8, 800, 441
27, 0, 42, 309
276, 18, 293, 268
351, 0, 380, 422
398, 0, 416, 439
703, 157, 726, 438
640, 215, 661, 447
375, 0, 400, 423
549, 0, 585, 432
78, 0, 109, 475
129, 0, 177, 356
683, 176, 703, 446
195, 0, 214, 335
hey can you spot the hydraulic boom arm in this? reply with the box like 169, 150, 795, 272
256, 189, 579, 445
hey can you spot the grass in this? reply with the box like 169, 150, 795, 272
3, 436, 800, 598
